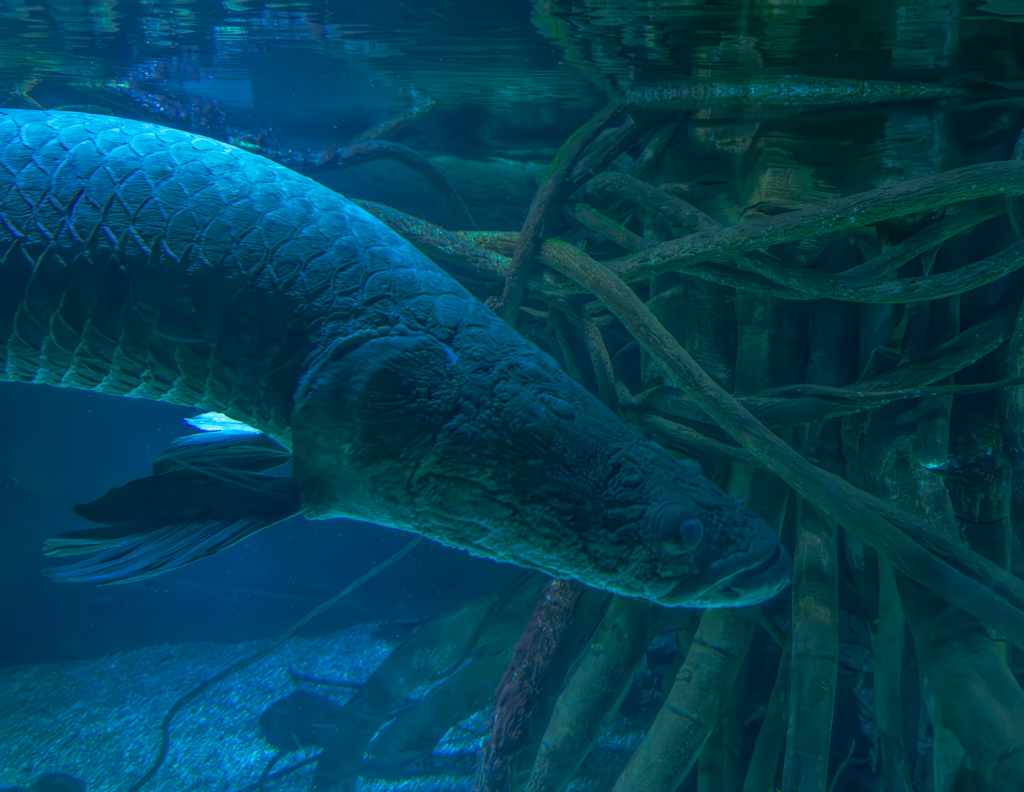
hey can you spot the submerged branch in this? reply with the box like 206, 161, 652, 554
629, 411, 762, 467
326, 140, 476, 230
873, 556, 913, 791
609, 608, 759, 792
581, 172, 719, 234
567, 202, 652, 253
607, 160, 1024, 283
737, 238, 1024, 303
625, 77, 959, 112
524, 597, 668, 792
350, 93, 437, 144
361, 188, 1017, 306
609, 232, 1024, 303
742, 636, 792, 792
356, 200, 509, 277
495, 97, 625, 324
783, 501, 840, 792
637, 371, 1024, 431
840, 201, 1002, 281
540, 239, 1024, 652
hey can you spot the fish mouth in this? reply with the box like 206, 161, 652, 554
698, 543, 793, 607
661, 541, 792, 608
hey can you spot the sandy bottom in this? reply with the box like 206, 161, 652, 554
0, 623, 642, 792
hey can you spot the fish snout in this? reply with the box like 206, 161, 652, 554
659, 522, 791, 608
699, 541, 792, 607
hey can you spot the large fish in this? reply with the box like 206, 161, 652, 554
0, 109, 790, 607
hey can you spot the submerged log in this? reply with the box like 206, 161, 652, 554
610, 607, 759, 792
474, 579, 586, 792
523, 597, 670, 792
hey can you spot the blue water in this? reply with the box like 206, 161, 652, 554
3, 1, 1024, 791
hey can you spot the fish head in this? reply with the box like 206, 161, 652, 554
602, 450, 791, 608
291, 326, 791, 610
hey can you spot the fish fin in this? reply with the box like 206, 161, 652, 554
43, 515, 282, 584
39, 521, 153, 555
153, 430, 290, 475
185, 412, 262, 433
43, 469, 300, 584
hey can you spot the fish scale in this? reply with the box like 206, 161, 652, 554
0, 108, 791, 608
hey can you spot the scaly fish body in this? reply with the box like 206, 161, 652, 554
0, 109, 789, 607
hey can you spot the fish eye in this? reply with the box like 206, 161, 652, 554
678, 518, 704, 551
650, 502, 703, 556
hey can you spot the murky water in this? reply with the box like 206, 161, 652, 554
2, 2, 1024, 792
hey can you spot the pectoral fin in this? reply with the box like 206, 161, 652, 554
43, 416, 300, 584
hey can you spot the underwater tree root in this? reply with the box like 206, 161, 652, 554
782, 499, 840, 792
608, 159, 1024, 284
581, 172, 718, 235
475, 579, 584, 792
610, 607, 759, 792
358, 177, 1024, 308
356, 200, 510, 277
495, 97, 625, 324
541, 239, 1024, 651
826, 740, 860, 792
567, 202, 651, 254
697, 237, 1024, 303
125, 537, 422, 792
844, 345, 1024, 790
781, 296, 844, 792
523, 596, 670, 792
325, 140, 476, 229
349, 92, 436, 144
742, 635, 791, 792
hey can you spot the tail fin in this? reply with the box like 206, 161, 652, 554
43, 414, 301, 584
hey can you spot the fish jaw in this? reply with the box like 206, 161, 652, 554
659, 530, 793, 608
606, 449, 792, 608
291, 320, 790, 609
